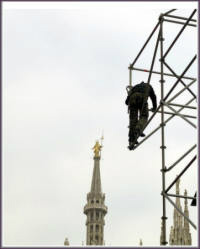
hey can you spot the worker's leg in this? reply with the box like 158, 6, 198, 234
137, 102, 149, 134
129, 107, 138, 145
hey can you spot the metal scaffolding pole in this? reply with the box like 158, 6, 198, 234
132, 97, 195, 151
131, 66, 196, 81
165, 144, 197, 172
127, 9, 197, 246
159, 14, 168, 246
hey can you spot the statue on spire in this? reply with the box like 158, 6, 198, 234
92, 140, 102, 157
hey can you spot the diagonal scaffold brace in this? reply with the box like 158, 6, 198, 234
126, 9, 197, 246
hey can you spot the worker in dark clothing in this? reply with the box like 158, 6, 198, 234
125, 81, 157, 150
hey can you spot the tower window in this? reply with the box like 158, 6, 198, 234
96, 224, 99, 232
91, 200, 94, 204
96, 200, 99, 203
90, 225, 93, 232
96, 211, 99, 220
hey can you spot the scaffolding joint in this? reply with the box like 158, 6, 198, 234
159, 79, 165, 83
159, 14, 164, 21
159, 123, 166, 127
161, 167, 168, 172
160, 145, 167, 149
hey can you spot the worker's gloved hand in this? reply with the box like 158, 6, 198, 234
150, 107, 157, 112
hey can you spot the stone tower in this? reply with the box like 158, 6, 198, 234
169, 178, 192, 245
83, 140, 107, 245
64, 238, 69, 246
183, 190, 192, 245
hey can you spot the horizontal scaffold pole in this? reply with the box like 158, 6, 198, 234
163, 18, 196, 27
163, 9, 176, 16
166, 193, 196, 200
164, 13, 197, 22
131, 66, 196, 81
163, 55, 197, 102
163, 61, 196, 99
168, 79, 196, 103
165, 102, 196, 109
164, 102, 197, 128
132, 98, 195, 150
155, 110, 196, 119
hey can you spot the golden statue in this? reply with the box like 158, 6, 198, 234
92, 140, 102, 157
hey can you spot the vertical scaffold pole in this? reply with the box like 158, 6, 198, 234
129, 64, 132, 87
159, 15, 168, 246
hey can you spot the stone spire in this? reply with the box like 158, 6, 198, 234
83, 139, 107, 245
174, 178, 183, 230
64, 237, 69, 246
183, 190, 192, 245
169, 178, 192, 245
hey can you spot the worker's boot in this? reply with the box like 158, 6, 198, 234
128, 140, 139, 150
128, 142, 134, 150
128, 132, 139, 150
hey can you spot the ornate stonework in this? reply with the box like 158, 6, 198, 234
64, 237, 69, 246
169, 179, 192, 245
83, 140, 107, 245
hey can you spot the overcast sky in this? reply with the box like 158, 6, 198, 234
2, 1, 198, 247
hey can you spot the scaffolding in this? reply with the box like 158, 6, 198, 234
127, 9, 197, 245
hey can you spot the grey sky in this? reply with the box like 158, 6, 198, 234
2, 2, 198, 246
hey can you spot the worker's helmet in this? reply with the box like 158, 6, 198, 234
126, 85, 133, 94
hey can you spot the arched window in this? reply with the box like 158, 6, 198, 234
96, 211, 99, 220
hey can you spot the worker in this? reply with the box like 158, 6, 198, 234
125, 81, 157, 150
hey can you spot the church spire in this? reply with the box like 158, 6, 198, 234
169, 178, 192, 245
174, 178, 183, 230
84, 139, 107, 245
183, 190, 192, 245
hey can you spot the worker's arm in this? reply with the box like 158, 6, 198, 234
149, 86, 157, 110
125, 95, 130, 105
125, 88, 134, 105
